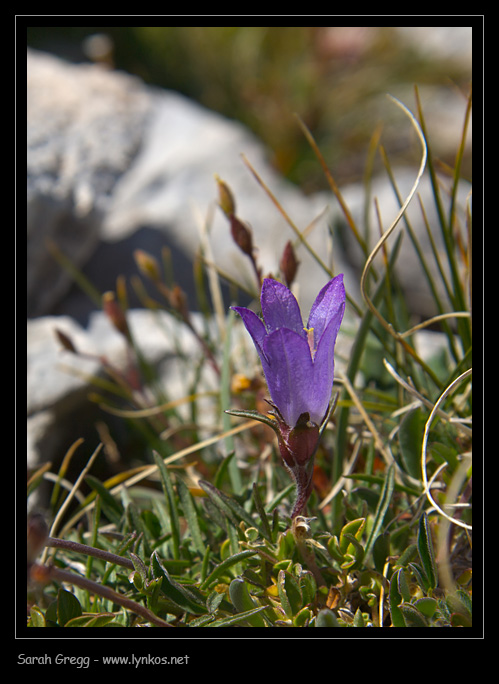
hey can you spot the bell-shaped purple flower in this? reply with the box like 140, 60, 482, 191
232, 275, 345, 428
231, 275, 345, 517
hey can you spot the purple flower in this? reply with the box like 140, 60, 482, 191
231, 275, 345, 517
232, 275, 345, 428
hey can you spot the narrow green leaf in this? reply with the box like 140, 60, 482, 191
85, 475, 123, 524
277, 569, 302, 618
397, 567, 412, 603
177, 477, 206, 556
198, 480, 239, 526
206, 605, 269, 627
200, 549, 259, 589
225, 408, 279, 432
213, 450, 236, 489
399, 408, 424, 480
408, 562, 430, 594
66, 613, 119, 627
252, 483, 272, 541
199, 479, 255, 531
372, 531, 390, 574
417, 512, 437, 592
151, 551, 207, 615
365, 463, 395, 556
153, 451, 181, 560
389, 568, 406, 627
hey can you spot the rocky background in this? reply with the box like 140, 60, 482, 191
26, 27, 472, 479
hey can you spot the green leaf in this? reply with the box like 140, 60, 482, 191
365, 463, 395, 556
299, 570, 317, 606
315, 609, 340, 627
66, 613, 119, 627
229, 578, 266, 627
389, 568, 406, 627
206, 605, 269, 627
85, 475, 123, 525
277, 569, 302, 618
397, 567, 412, 603
339, 518, 365, 554
398, 408, 424, 480
339, 533, 365, 571
372, 531, 391, 573
213, 450, 237, 489
199, 480, 255, 530
153, 451, 181, 560
414, 597, 438, 618
225, 408, 279, 433
151, 551, 207, 615
399, 603, 428, 627
28, 605, 46, 627
353, 608, 365, 627
417, 512, 437, 592
200, 549, 259, 589
252, 483, 272, 541
408, 562, 430, 594
57, 588, 82, 626
177, 477, 206, 556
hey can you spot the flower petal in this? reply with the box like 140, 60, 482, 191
261, 278, 304, 336
308, 274, 345, 342
231, 306, 268, 361
308, 309, 345, 421
262, 327, 314, 426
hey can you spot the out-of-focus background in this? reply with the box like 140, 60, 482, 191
27, 26, 473, 473
27, 26, 472, 191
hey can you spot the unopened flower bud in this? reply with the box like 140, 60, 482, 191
280, 240, 299, 287
102, 291, 131, 340
55, 328, 78, 354
215, 175, 236, 217
134, 249, 161, 282
169, 284, 189, 320
230, 215, 254, 256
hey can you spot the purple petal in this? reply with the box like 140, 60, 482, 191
308, 274, 345, 342
261, 328, 315, 426
309, 312, 345, 421
231, 306, 268, 361
261, 278, 304, 336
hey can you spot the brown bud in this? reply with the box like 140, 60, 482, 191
169, 284, 189, 320
215, 175, 236, 217
55, 328, 78, 354
134, 249, 161, 282
230, 215, 254, 256
279, 240, 299, 287
102, 291, 131, 340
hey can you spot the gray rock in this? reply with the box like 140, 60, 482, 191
27, 48, 152, 316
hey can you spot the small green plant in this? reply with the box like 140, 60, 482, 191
27, 88, 471, 628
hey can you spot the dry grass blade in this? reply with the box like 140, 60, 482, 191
421, 368, 472, 530
241, 153, 333, 277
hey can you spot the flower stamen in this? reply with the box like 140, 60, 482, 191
304, 326, 316, 359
